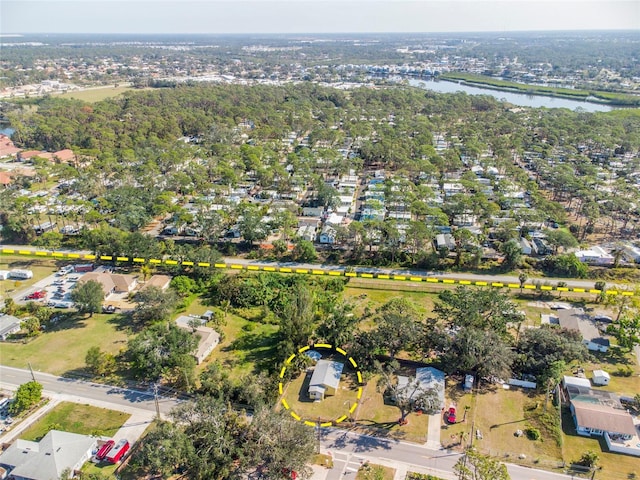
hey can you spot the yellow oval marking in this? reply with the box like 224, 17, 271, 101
320, 422, 333, 427
18, 250, 30, 255
357, 371, 363, 383
52, 252, 64, 257
84, 254, 96, 260
286, 354, 296, 364
280, 267, 292, 273
426, 278, 439, 283
410, 277, 423, 282
336, 415, 347, 423
361, 273, 373, 278
336, 347, 347, 355
150, 259, 161, 264
247, 265, 259, 270
573, 288, 585, 293
279, 383, 283, 395
263, 266, 276, 271
35, 251, 48, 256
476, 281, 488, 286
100, 255, 112, 260
378, 274, 390, 279
279, 367, 287, 378
165, 259, 178, 265
181, 261, 194, 266
349, 403, 358, 413
507, 283, 519, 288
605, 290, 618, 295
589, 289, 601, 294
116, 256, 129, 262
304, 420, 316, 427
133, 257, 145, 263
312, 270, 325, 275
459, 280, 471, 285
357, 387, 363, 399
540, 286, 552, 291
443, 279, 455, 284
296, 269, 309, 274
315, 343, 332, 349
68, 253, 80, 258
393, 275, 406, 281
214, 263, 227, 268
197, 262, 210, 267
328, 271, 342, 276
524, 285, 536, 290
231, 264, 243, 269
349, 357, 357, 368
298, 346, 310, 353
281, 399, 290, 410
291, 412, 301, 421
557, 287, 569, 292
492, 282, 504, 287
2, 249, 15, 254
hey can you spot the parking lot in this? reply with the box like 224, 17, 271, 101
13, 264, 83, 309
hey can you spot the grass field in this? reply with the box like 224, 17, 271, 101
344, 283, 438, 318
203, 305, 279, 377
57, 85, 134, 103
458, 385, 563, 466
356, 463, 396, 480
1, 312, 130, 376
580, 347, 640, 397
19, 401, 129, 441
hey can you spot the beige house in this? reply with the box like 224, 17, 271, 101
79, 272, 138, 298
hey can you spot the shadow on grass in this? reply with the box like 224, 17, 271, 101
594, 346, 634, 367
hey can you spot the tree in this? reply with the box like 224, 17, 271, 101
132, 286, 178, 325
246, 408, 316, 479
127, 322, 198, 384
85, 346, 116, 376
545, 229, 578, 254
292, 239, 317, 262
9, 381, 43, 415
515, 326, 588, 379
34, 231, 63, 252
370, 298, 421, 359
543, 254, 588, 278
518, 273, 528, 291
576, 450, 599, 469
444, 327, 515, 380
607, 313, 640, 351
70, 280, 104, 317
454, 450, 511, 480
500, 239, 522, 270
23, 317, 41, 337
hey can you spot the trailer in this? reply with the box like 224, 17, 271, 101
94, 440, 114, 462
9, 269, 33, 280
105, 439, 130, 464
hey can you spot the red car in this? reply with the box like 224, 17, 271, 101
26, 290, 46, 300
95, 440, 114, 461
106, 439, 130, 464
445, 406, 457, 424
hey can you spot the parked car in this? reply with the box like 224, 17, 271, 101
102, 305, 116, 314
26, 290, 46, 300
445, 406, 457, 424
94, 439, 114, 462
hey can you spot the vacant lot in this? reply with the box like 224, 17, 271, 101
58, 85, 134, 102
580, 346, 640, 397
1, 313, 129, 376
20, 401, 129, 441
458, 385, 563, 466
203, 305, 279, 377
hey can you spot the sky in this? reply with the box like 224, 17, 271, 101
1, 0, 639, 34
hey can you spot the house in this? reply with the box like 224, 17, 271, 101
519, 237, 537, 255
557, 308, 610, 352
319, 225, 337, 244
308, 360, 344, 401
0, 134, 21, 159
0, 430, 97, 480
592, 370, 610, 386
415, 367, 446, 410
435, 233, 455, 251
562, 377, 639, 456
0, 270, 10, 280
175, 315, 220, 364
297, 224, 317, 242
140, 274, 172, 291
622, 244, 640, 263
53, 149, 76, 163
574, 246, 614, 266
0, 314, 21, 341
78, 272, 138, 298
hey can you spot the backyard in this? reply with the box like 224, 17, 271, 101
0, 256, 58, 296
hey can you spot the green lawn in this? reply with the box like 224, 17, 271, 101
202, 306, 279, 377
1, 313, 130, 376
57, 85, 135, 102
344, 283, 438, 319
19, 401, 129, 441
582, 347, 640, 397
356, 463, 396, 480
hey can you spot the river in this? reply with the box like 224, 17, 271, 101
405, 78, 614, 112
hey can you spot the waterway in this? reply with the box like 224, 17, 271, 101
0, 127, 15, 137
405, 78, 614, 112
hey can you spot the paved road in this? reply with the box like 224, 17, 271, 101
0, 244, 621, 290
320, 429, 577, 480
0, 365, 179, 416
0, 366, 580, 480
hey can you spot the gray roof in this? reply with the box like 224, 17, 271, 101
0, 314, 21, 338
0, 430, 96, 480
558, 309, 609, 346
309, 360, 344, 390
416, 367, 445, 407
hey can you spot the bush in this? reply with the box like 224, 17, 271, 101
613, 366, 633, 377
525, 427, 541, 440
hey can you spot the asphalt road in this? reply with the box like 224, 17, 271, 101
0, 366, 581, 480
0, 365, 179, 416
0, 244, 613, 290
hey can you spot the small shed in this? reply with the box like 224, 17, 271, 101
592, 370, 610, 386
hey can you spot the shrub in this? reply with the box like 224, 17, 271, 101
525, 427, 541, 440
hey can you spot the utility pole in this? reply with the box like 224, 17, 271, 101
153, 383, 161, 420
27, 362, 36, 382
316, 417, 321, 454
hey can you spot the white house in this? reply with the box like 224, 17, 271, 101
319, 225, 337, 244
574, 246, 614, 266
308, 360, 344, 401
175, 315, 220, 365
435, 233, 455, 251
0, 430, 97, 480
0, 314, 21, 341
